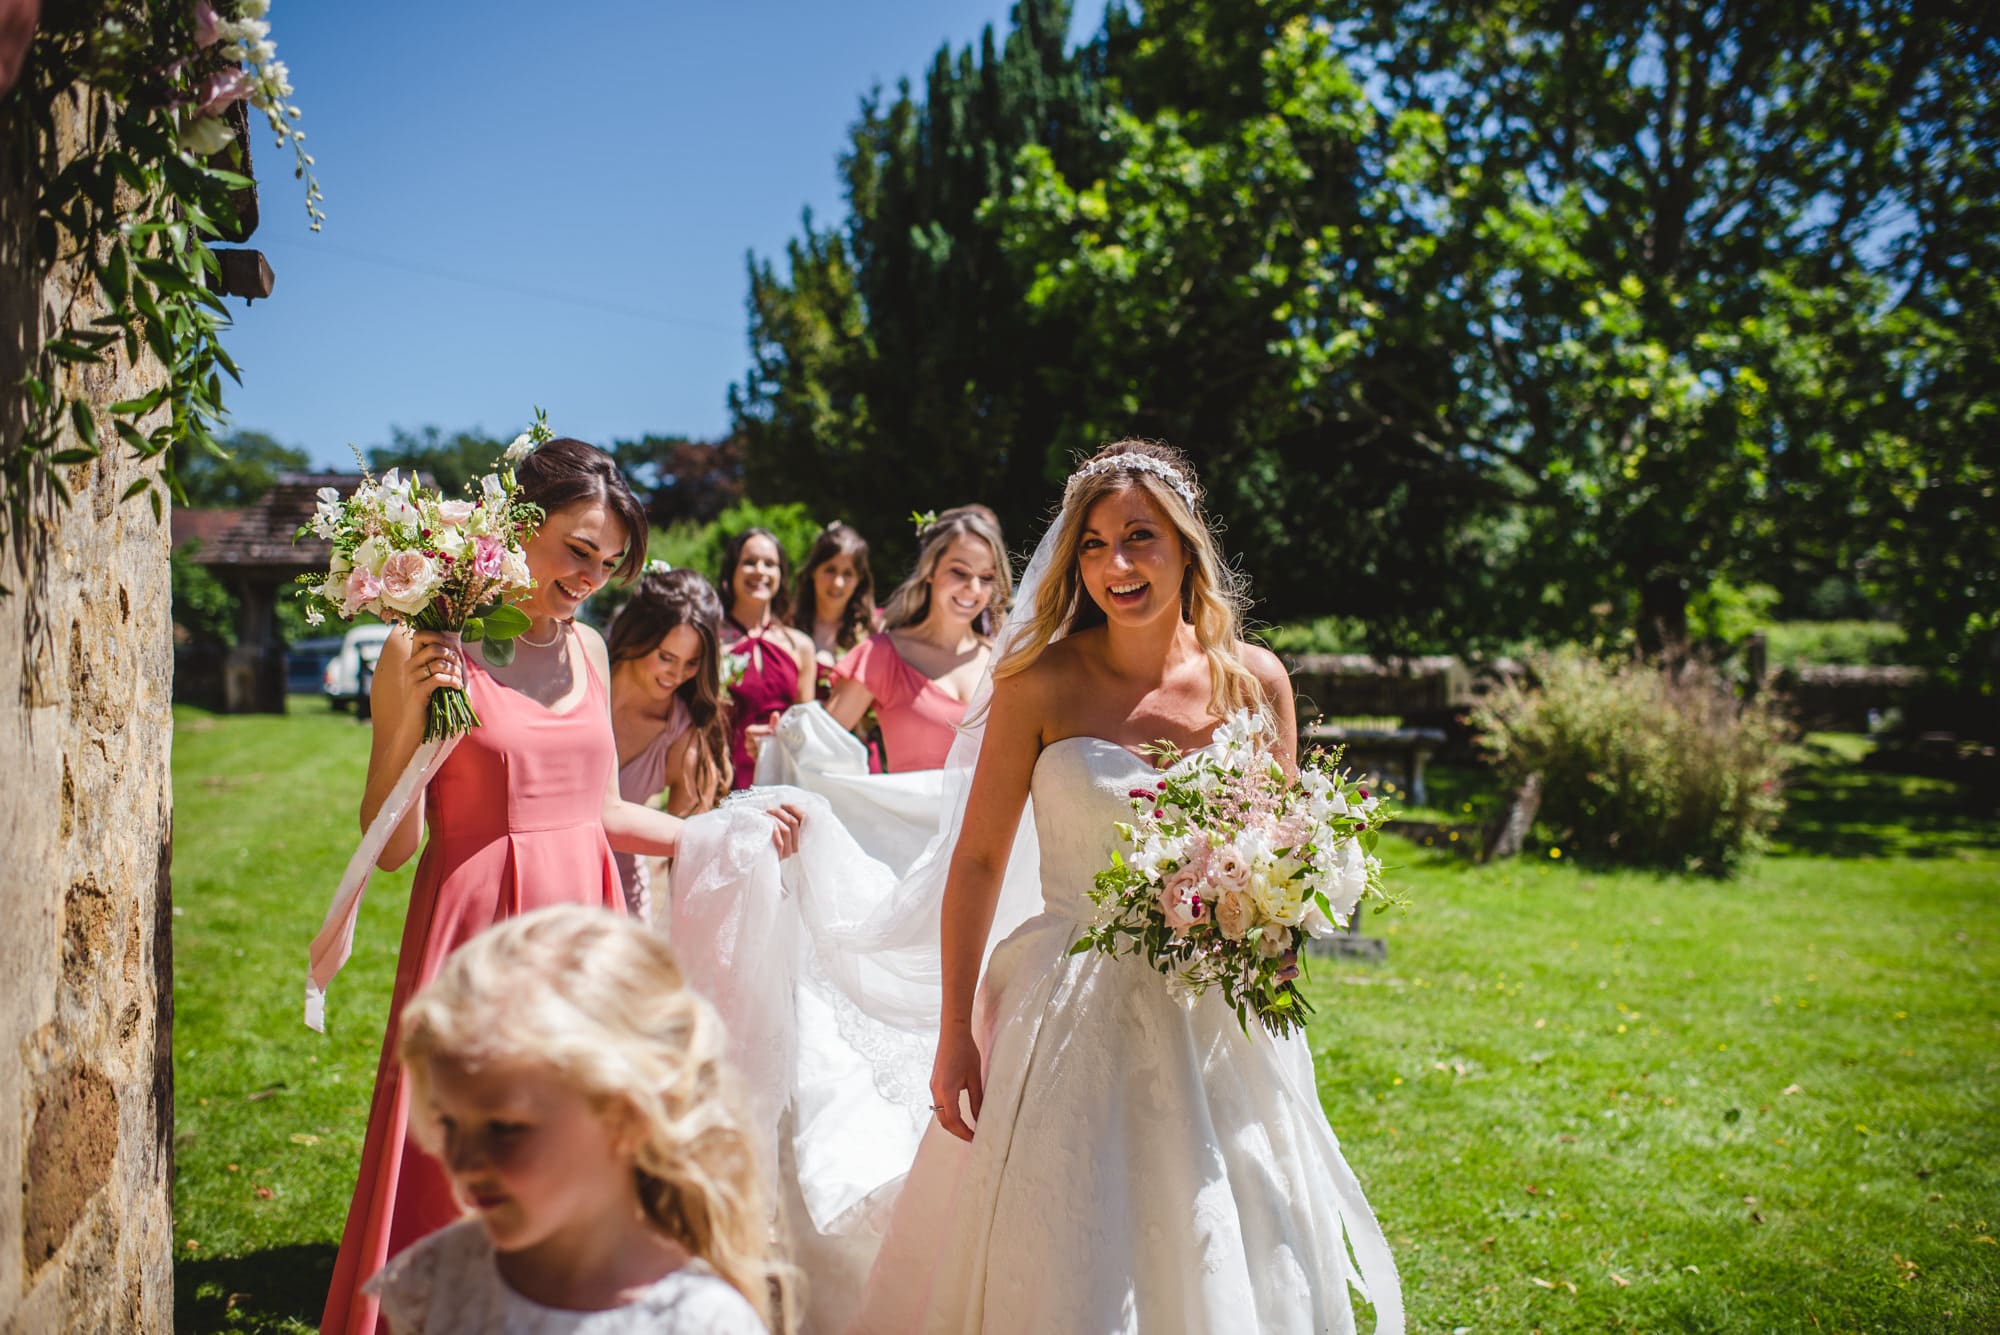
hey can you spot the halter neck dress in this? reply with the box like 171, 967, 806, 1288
321, 632, 624, 1335
723, 617, 801, 790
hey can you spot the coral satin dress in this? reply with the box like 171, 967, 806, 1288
320, 635, 624, 1335
833, 635, 971, 773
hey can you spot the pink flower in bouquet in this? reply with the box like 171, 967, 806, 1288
342, 565, 382, 616
1211, 841, 1252, 894
1214, 888, 1255, 941
1158, 864, 1208, 932
437, 499, 476, 526
472, 534, 505, 579
378, 549, 437, 616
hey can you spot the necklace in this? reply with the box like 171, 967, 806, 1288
518, 619, 564, 649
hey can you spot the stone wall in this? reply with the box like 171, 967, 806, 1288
0, 89, 175, 1333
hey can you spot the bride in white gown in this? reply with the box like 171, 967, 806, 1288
846, 441, 1401, 1333
668, 442, 1400, 1334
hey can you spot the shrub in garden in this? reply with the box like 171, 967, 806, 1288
1472, 650, 1789, 875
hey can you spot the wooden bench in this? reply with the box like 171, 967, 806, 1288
1301, 723, 1447, 807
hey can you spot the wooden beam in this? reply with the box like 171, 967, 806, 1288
207, 249, 275, 301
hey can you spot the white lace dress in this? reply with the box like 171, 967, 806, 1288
846, 737, 1400, 1334
365, 1219, 769, 1335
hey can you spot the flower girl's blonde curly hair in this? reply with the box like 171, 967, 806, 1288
998, 439, 1264, 721
397, 907, 796, 1332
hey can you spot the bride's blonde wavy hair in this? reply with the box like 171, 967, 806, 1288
398, 907, 797, 1333
997, 440, 1264, 721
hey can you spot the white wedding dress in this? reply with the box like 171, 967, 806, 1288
846, 735, 1400, 1334
666, 504, 1399, 1335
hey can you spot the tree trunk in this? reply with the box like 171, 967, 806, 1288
1638, 566, 1690, 660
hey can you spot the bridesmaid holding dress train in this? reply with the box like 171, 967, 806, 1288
826, 507, 1010, 773
716, 527, 816, 787
319, 440, 798, 1335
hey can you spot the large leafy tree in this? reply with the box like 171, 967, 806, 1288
736, 0, 1996, 668
177, 428, 310, 507
1334, 0, 1986, 652
732, 0, 1105, 575
610, 432, 745, 529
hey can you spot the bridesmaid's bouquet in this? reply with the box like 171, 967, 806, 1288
295, 413, 551, 741
1074, 709, 1396, 1037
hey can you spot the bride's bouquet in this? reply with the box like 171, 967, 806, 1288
1074, 710, 1395, 1037
295, 413, 551, 742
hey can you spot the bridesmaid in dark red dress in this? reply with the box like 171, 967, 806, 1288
321, 442, 799, 1334
716, 527, 816, 787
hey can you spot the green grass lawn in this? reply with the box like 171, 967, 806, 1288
170, 703, 2000, 1333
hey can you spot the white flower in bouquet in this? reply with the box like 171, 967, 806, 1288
1248, 864, 1308, 928
503, 431, 537, 464
351, 535, 389, 578
1326, 838, 1369, 921
1212, 710, 1267, 759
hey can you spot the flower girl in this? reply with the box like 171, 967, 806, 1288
365, 906, 790, 1334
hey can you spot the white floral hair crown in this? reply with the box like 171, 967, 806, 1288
1063, 453, 1198, 512
644, 559, 674, 575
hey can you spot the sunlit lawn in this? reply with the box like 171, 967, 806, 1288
172, 705, 1999, 1332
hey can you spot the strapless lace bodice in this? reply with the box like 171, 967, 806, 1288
1030, 737, 1198, 922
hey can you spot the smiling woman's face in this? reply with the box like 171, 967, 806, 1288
522, 501, 628, 622
926, 534, 1000, 630
730, 534, 784, 611
1076, 484, 1187, 627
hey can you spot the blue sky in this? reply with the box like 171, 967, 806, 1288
226, 1, 1109, 467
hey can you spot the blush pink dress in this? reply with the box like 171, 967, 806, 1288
833, 635, 970, 772
614, 697, 691, 919
320, 636, 624, 1335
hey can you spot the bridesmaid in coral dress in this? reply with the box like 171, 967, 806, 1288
319, 441, 798, 1335
826, 507, 1010, 773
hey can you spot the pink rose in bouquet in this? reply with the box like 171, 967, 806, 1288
377, 549, 437, 615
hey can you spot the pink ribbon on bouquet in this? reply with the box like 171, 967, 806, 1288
303, 733, 461, 1032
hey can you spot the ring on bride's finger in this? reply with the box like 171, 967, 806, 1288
929, 1103, 946, 1112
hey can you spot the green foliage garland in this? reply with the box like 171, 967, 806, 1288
3, 0, 319, 579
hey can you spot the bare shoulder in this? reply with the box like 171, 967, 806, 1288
783, 625, 816, 661
1239, 640, 1292, 699
572, 620, 612, 674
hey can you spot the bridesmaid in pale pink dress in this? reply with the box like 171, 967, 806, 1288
320, 441, 799, 1335
606, 565, 733, 919
826, 506, 1011, 772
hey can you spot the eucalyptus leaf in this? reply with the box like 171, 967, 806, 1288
480, 637, 517, 668
460, 617, 485, 643
480, 603, 532, 639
